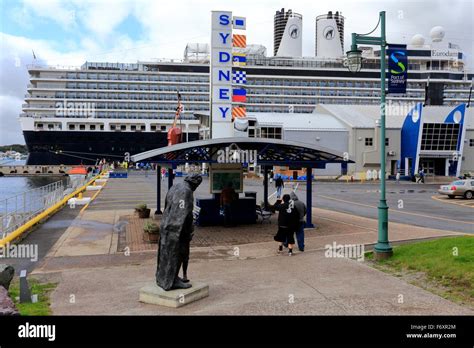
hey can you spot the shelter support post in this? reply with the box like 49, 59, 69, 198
305, 167, 314, 228
155, 165, 162, 215
263, 166, 269, 210
168, 167, 174, 189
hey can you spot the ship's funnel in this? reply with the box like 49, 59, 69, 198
274, 8, 303, 57
315, 11, 345, 58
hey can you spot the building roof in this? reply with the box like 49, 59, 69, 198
247, 112, 348, 131
317, 104, 474, 129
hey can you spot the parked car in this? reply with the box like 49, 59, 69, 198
438, 179, 474, 199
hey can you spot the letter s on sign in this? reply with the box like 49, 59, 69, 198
219, 14, 230, 25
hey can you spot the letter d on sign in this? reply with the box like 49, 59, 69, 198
219, 52, 230, 63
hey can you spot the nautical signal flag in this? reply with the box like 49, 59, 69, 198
233, 16, 246, 30
232, 106, 246, 119
232, 88, 246, 102
233, 34, 246, 48
233, 53, 246, 66
232, 70, 246, 84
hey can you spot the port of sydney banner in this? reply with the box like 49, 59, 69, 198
387, 44, 408, 94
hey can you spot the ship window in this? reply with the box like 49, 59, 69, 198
80, 124, 85, 130
111, 124, 116, 130
365, 138, 373, 146
470, 139, 474, 147
69, 124, 75, 130
37, 123, 43, 129
90, 125, 96, 130
48, 124, 54, 129
151, 125, 156, 131
131, 125, 136, 131
100, 125, 104, 130
140, 125, 145, 131
385, 138, 389, 146
120, 125, 126, 131
161, 126, 166, 131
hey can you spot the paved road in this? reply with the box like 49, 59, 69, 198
248, 180, 474, 234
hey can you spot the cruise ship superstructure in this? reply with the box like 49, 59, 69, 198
20, 9, 473, 165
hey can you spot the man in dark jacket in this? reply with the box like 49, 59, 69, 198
273, 194, 299, 256
290, 192, 307, 251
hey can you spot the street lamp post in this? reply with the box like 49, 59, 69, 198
346, 11, 393, 259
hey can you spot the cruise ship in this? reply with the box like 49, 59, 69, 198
21, 9, 473, 165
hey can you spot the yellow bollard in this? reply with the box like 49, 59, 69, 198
78, 192, 83, 199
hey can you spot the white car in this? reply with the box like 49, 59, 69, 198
438, 179, 474, 199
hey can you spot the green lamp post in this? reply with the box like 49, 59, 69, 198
346, 11, 393, 259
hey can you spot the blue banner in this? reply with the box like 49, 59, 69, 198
387, 45, 407, 94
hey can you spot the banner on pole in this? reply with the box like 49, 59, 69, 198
387, 44, 407, 94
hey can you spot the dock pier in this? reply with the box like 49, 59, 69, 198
0, 165, 72, 176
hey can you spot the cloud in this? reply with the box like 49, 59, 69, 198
18, 0, 77, 29
76, 0, 135, 39
0, 32, 86, 145
0, 95, 24, 144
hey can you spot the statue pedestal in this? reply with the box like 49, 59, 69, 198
139, 282, 209, 308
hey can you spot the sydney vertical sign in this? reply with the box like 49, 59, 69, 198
211, 11, 233, 138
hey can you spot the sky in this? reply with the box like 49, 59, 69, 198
0, 0, 472, 145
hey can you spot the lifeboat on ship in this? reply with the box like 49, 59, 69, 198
68, 166, 88, 175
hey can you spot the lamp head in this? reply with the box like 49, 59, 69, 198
346, 49, 363, 73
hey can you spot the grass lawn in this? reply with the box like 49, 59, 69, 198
366, 236, 473, 307
8, 279, 57, 315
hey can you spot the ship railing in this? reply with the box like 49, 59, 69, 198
0, 174, 92, 239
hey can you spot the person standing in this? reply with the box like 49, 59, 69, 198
275, 175, 284, 198
396, 171, 400, 184
290, 192, 306, 252
274, 194, 299, 256
161, 168, 166, 181
220, 182, 236, 227
417, 167, 425, 183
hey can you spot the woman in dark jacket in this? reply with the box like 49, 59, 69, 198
273, 194, 299, 256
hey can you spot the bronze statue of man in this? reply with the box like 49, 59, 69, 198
156, 174, 202, 291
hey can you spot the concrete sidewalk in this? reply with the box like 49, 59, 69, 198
41, 248, 472, 315
31, 208, 470, 315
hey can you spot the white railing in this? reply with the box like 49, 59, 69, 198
0, 174, 92, 238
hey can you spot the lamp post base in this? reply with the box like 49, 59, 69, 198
375, 199, 392, 260
373, 249, 393, 260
